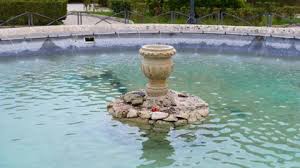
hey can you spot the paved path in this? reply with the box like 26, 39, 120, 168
63, 14, 126, 25
65, 3, 122, 25
67, 3, 111, 12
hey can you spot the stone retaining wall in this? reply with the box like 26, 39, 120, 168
0, 24, 299, 57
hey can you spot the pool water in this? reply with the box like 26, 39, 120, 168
0, 49, 300, 168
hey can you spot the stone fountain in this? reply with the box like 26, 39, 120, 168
107, 44, 209, 128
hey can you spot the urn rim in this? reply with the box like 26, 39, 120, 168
139, 44, 176, 58
141, 44, 174, 52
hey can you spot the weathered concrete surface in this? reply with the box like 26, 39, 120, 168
0, 24, 299, 40
0, 24, 299, 57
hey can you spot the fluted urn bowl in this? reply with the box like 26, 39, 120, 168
139, 44, 176, 97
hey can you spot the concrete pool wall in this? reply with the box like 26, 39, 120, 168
0, 24, 299, 57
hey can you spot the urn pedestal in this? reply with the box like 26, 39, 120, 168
139, 45, 176, 97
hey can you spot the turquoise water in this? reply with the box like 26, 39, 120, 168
0, 49, 300, 168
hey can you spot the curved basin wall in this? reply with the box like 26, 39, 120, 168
0, 32, 299, 57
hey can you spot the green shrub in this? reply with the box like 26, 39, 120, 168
225, 7, 265, 26
146, 0, 163, 15
98, 0, 109, 6
68, 0, 83, 3
109, 0, 131, 13
0, 0, 67, 25
274, 6, 300, 18
196, 0, 246, 9
130, 1, 146, 13
195, 6, 300, 26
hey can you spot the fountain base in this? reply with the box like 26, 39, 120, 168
107, 90, 209, 128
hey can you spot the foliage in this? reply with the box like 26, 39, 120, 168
98, 0, 108, 6
145, 0, 164, 15
247, 0, 300, 6
196, 0, 246, 9
109, 0, 131, 13
195, 6, 300, 26
68, 0, 84, 2
0, 0, 67, 25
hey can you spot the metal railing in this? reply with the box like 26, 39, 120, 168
0, 10, 299, 28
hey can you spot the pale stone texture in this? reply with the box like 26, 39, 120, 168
138, 110, 151, 119
163, 114, 178, 122
175, 111, 189, 120
188, 112, 198, 123
0, 24, 299, 40
107, 89, 209, 127
127, 109, 138, 118
140, 44, 176, 97
0, 25, 299, 57
151, 112, 169, 120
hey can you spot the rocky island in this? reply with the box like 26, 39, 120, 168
107, 44, 209, 128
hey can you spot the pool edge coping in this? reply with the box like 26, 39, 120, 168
0, 24, 299, 41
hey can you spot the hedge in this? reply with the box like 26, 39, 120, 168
109, 0, 131, 13
0, 0, 67, 25
195, 6, 300, 26
68, 0, 83, 2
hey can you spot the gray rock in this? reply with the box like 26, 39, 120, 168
162, 107, 176, 114
107, 102, 113, 109
170, 97, 177, 106
134, 91, 146, 97
107, 89, 209, 125
178, 93, 188, 97
163, 114, 178, 122
113, 105, 130, 118
175, 111, 189, 119
108, 107, 114, 114
195, 110, 203, 120
127, 109, 138, 118
198, 108, 209, 117
123, 94, 133, 103
162, 99, 172, 107
131, 98, 144, 106
151, 112, 169, 120
174, 119, 188, 127
123, 91, 145, 105
142, 100, 153, 109
188, 112, 198, 123
138, 110, 151, 119
114, 109, 128, 118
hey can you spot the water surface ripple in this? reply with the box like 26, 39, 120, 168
0, 50, 299, 168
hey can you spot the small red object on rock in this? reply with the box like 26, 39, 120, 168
151, 106, 160, 112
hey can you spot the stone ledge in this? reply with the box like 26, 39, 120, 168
0, 24, 299, 41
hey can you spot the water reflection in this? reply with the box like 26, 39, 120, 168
78, 66, 128, 94
138, 129, 175, 168
116, 119, 175, 168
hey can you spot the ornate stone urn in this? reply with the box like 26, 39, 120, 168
139, 44, 176, 97
107, 44, 209, 128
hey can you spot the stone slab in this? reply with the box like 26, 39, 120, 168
0, 24, 299, 41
